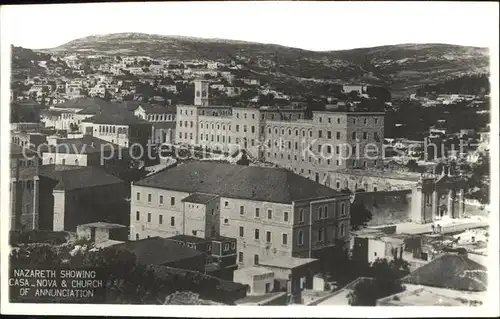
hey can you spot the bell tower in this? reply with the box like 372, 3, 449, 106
194, 79, 209, 106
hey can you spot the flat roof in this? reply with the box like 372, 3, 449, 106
377, 284, 486, 306
235, 266, 274, 277
259, 257, 318, 269
166, 234, 210, 244
78, 222, 126, 229
181, 193, 219, 204
331, 168, 422, 182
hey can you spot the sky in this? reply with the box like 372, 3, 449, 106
1, 1, 499, 51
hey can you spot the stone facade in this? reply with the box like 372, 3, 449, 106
175, 80, 385, 184
10, 176, 40, 230
328, 169, 420, 192
130, 184, 351, 269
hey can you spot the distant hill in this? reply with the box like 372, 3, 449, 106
24, 33, 491, 95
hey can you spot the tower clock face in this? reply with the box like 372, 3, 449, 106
196, 90, 201, 97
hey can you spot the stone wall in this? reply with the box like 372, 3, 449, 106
353, 190, 413, 225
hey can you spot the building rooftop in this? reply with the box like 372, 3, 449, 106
43, 136, 124, 154
165, 234, 210, 244
331, 168, 423, 182
377, 284, 485, 306
82, 111, 151, 125
78, 222, 126, 229
403, 253, 487, 292
211, 235, 236, 242
235, 292, 286, 305
181, 193, 219, 204
10, 143, 38, 157
12, 165, 124, 191
112, 237, 203, 266
259, 257, 318, 269
134, 161, 343, 204
235, 266, 274, 277
55, 97, 117, 115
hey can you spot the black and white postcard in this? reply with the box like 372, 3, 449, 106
1, 1, 498, 317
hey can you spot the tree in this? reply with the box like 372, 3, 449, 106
406, 159, 419, 172
435, 162, 444, 175
236, 151, 250, 166
340, 188, 352, 194
350, 199, 372, 230
348, 258, 407, 306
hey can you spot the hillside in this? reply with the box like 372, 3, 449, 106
30, 33, 490, 95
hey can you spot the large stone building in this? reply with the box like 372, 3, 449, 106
41, 135, 127, 167
130, 161, 351, 269
347, 170, 467, 225
10, 165, 128, 231
175, 80, 384, 184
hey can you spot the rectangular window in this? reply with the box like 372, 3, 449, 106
231, 242, 236, 249
254, 254, 259, 265
284, 212, 289, 222
236, 125, 240, 132
318, 130, 322, 138
336, 132, 341, 139
238, 252, 243, 263
171, 197, 175, 206
147, 213, 151, 223
223, 243, 229, 251
266, 231, 272, 243
299, 209, 304, 223
159, 215, 163, 224
239, 226, 244, 237
255, 208, 260, 218
159, 195, 163, 204
298, 231, 304, 245
282, 234, 288, 245
318, 228, 324, 242
240, 206, 244, 215
341, 203, 346, 216
267, 209, 272, 220
170, 217, 175, 226
363, 132, 368, 140
136, 192, 140, 201
148, 194, 152, 202
136, 211, 140, 221
254, 229, 260, 240
352, 132, 357, 140
225, 201, 229, 207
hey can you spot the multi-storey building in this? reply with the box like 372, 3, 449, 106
40, 97, 115, 131
130, 161, 351, 269
176, 80, 384, 183
80, 112, 152, 152
41, 135, 128, 168
10, 165, 128, 231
